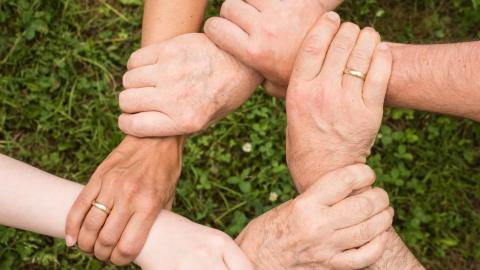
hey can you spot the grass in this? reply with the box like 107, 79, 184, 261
1, 0, 480, 269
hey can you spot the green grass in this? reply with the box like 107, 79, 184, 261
1, 0, 480, 269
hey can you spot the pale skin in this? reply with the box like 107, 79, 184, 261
65, 0, 210, 265
235, 13, 397, 269
116, 4, 429, 268
0, 154, 253, 270
0, 153, 393, 269
203, 0, 480, 121
75, 0, 477, 268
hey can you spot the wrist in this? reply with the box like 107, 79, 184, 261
367, 227, 425, 270
288, 147, 368, 192
122, 135, 184, 205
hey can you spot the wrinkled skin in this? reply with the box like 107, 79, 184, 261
66, 136, 183, 265
237, 165, 393, 270
118, 33, 262, 137
204, 0, 344, 97
285, 14, 392, 192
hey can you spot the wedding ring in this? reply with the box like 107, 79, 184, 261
91, 200, 111, 215
344, 68, 366, 80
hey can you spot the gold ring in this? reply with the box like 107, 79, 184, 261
344, 68, 366, 80
91, 200, 111, 215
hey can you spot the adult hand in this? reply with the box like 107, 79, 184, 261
118, 33, 262, 137
285, 13, 392, 192
204, 0, 344, 98
237, 165, 393, 270
65, 136, 183, 265
136, 211, 253, 270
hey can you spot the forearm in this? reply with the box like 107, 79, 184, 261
0, 154, 172, 269
367, 228, 425, 270
142, 0, 208, 46
387, 41, 480, 121
123, 0, 209, 193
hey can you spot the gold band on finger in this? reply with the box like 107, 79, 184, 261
91, 200, 111, 215
344, 68, 366, 80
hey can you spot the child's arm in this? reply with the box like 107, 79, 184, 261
0, 154, 252, 270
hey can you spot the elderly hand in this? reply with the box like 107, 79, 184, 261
237, 165, 393, 270
118, 33, 262, 137
204, 0, 344, 98
136, 211, 253, 270
285, 13, 392, 192
65, 136, 183, 265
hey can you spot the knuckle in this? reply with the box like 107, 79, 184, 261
362, 27, 380, 40
369, 72, 386, 86
210, 232, 229, 249
356, 222, 373, 243
346, 256, 366, 270
77, 241, 92, 253
117, 241, 140, 259
374, 188, 390, 205
246, 44, 266, 60
219, 0, 232, 17
350, 50, 371, 65
141, 201, 161, 216
291, 197, 308, 214
302, 35, 326, 56
181, 112, 207, 133
84, 215, 101, 231
348, 164, 376, 184
98, 233, 117, 247
123, 181, 141, 200
354, 196, 374, 217
332, 36, 352, 53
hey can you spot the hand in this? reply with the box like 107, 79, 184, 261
65, 136, 183, 265
118, 33, 262, 137
135, 211, 253, 270
204, 0, 344, 98
285, 14, 392, 192
237, 165, 393, 270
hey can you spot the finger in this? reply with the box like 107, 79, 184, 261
329, 231, 389, 270
323, 0, 345, 11
244, 0, 275, 11
342, 27, 380, 98
291, 11, 341, 81
122, 64, 160, 89
329, 187, 390, 229
220, 0, 260, 33
94, 205, 132, 261
119, 87, 164, 114
223, 243, 254, 270
118, 112, 179, 137
333, 207, 394, 250
110, 213, 156, 266
204, 17, 250, 65
302, 164, 376, 206
127, 43, 165, 70
65, 175, 103, 246
263, 80, 287, 99
77, 189, 114, 254
363, 42, 392, 109
321, 22, 360, 79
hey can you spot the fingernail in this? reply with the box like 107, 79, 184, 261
377, 42, 389, 50
66, 235, 76, 247
326, 11, 340, 22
